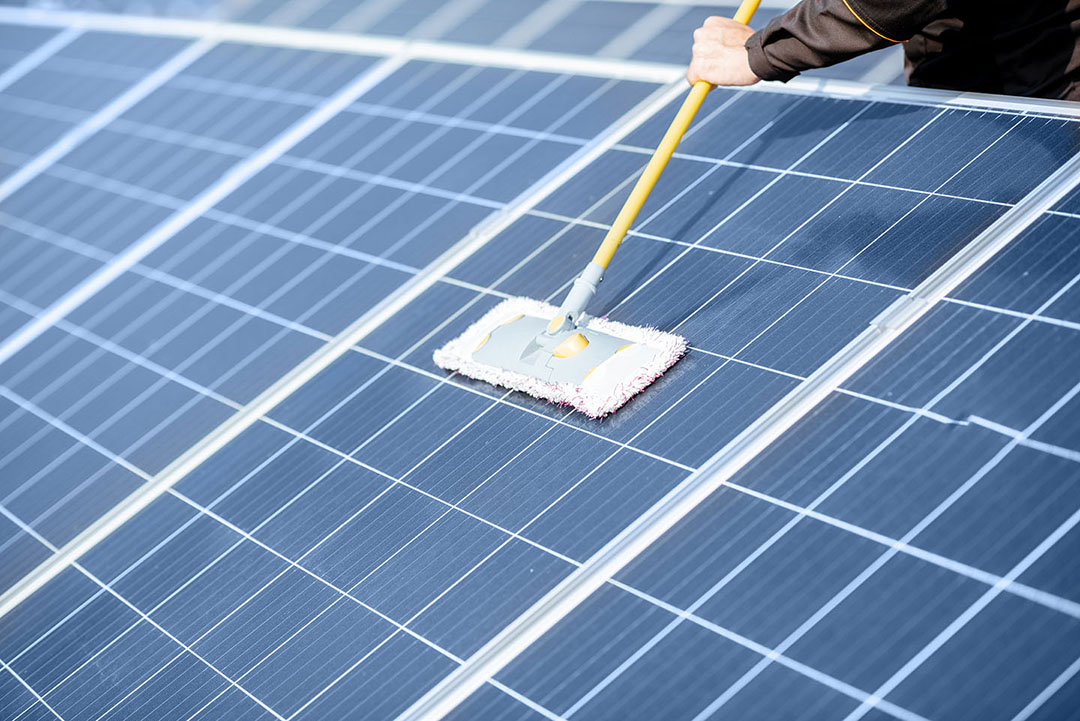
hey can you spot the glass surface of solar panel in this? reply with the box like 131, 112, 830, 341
4, 58, 1078, 721
447, 205, 1080, 720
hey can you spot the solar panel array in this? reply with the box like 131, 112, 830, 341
1, 3, 1079, 721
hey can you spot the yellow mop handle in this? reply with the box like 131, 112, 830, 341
590, 0, 761, 269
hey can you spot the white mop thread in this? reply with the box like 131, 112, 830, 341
433, 297, 687, 418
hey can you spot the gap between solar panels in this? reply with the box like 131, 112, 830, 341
393, 150, 1080, 721
0, 51, 687, 619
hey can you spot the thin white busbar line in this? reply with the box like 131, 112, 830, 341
0, 75, 680, 623
391, 144, 1080, 721
0, 25, 82, 93
967, 416, 1080, 463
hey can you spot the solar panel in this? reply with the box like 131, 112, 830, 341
1, 3, 1079, 721
457, 207, 1080, 721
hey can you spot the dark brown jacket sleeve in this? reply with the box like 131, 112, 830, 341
746, 0, 948, 81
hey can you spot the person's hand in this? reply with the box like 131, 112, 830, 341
687, 16, 759, 86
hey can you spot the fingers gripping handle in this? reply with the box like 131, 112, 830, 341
551, 0, 761, 331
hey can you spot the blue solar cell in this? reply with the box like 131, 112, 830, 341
61, 129, 241, 201
570, 620, 763, 720
954, 213, 1080, 314
0, 104, 78, 157
0, 663, 40, 720
121, 84, 315, 147
0, 23, 59, 64
439, 0, 536, 45
45, 620, 196, 720
616, 488, 793, 607
794, 102, 939, 180
864, 108, 1018, 193
891, 593, 1080, 721
941, 115, 1080, 203
932, 322, 1080, 429
291, 0, 360, 29
0, 227, 103, 308
410, 539, 574, 656
493, 584, 674, 714
915, 446, 1080, 574
367, 0, 446, 36
0, 520, 51, 596
528, 1, 653, 55
292, 634, 457, 721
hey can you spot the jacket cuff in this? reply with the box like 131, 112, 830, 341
746, 30, 799, 83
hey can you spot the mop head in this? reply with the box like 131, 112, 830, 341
433, 297, 687, 418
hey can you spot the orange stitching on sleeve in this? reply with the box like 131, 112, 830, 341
840, 0, 904, 43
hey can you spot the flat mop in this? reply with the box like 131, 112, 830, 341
435, 0, 761, 417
